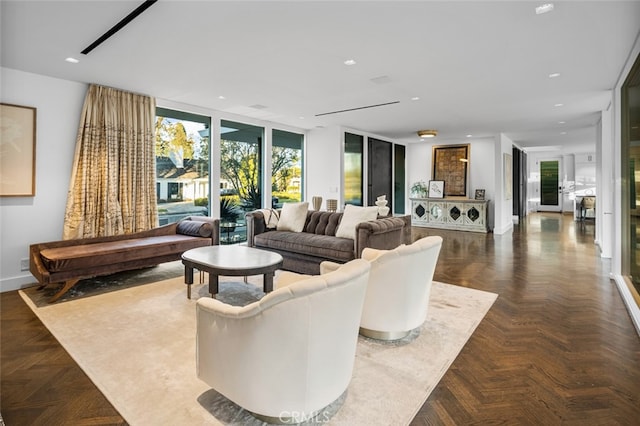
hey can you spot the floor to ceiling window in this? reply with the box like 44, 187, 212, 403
622, 53, 640, 298
272, 129, 303, 207
219, 120, 263, 243
155, 108, 210, 225
344, 133, 364, 206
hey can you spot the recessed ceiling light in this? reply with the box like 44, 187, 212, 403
558, 121, 566, 124
466, 134, 473, 138
411, 97, 420, 101
65, 57, 79, 63
554, 103, 564, 107
218, 95, 226, 100
561, 131, 567, 135
299, 116, 305, 119
344, 59, 356, 66
535, 3, 554, 14
549, 72, 561, 78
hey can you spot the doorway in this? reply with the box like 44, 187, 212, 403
538, 159, 562, 212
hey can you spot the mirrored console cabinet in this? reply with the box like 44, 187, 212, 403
410, 198, 490, 233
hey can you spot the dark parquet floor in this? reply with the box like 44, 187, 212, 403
1, 213, 639, 425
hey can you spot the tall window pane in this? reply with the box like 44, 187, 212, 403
622, 53, 640, 296
344, 132, 363, 206
220, 120, 263, 243
155, 107, 210, 225
272, 129, 303, 207
394, 144, 406, 214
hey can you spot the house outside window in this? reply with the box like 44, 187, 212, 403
156, 108, 210, 225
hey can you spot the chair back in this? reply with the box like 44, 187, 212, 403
360, 235, 443, 339
196, 258, 370, 420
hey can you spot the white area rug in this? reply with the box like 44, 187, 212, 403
20, 272, 497, 425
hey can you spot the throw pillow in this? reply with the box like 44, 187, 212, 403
335, 205, 380, 240
258, 208, 280, 229
276, 202, 309, 232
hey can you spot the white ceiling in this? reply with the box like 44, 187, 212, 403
2, 0, 639, 150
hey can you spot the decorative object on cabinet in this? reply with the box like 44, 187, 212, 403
326, 199, 338, 212
410, 198, 489, 233
0, 103, 36, 197
474, 189, 485, 200
375, 194, 390, 216
432, 144, 469, 197
410, 181, 428, 198
428, 180, 445, 199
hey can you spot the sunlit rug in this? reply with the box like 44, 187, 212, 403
20, 266, 497, 425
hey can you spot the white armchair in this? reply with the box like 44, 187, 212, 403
196, 258, 371, 423
322, 235, 443, 341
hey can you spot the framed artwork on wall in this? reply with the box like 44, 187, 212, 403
428, 180, 445, 198
475, 189, 486, 200
432, 144, 469, 197
0, 103, 36, 197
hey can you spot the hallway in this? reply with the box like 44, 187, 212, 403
413, 213, 639, 424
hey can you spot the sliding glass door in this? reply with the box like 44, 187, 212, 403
220, 120, 263, 243
622, 53, 640, 297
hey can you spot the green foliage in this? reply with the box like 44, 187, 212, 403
220, 139, 262, 210
411, 181, 429, 197
220, 195, 241, 223
194, 197, 208, 207
272, 191, 300, 203
155, 117, 196, 159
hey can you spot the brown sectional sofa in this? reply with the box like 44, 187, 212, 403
30, 216, 219, 302
246, 210, 410, 274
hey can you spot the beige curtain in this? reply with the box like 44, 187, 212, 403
63, 85, 158, 239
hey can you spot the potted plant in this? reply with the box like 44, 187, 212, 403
220, 196, 241, 227
411, 181, 429, 198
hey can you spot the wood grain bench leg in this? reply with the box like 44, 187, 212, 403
48, 279, 80, 303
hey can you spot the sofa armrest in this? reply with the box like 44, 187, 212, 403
245, 211, 268, 248
354, 216, 408, 258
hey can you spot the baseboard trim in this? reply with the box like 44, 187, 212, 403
612, 274, 640, 337
1, 273, 37, 293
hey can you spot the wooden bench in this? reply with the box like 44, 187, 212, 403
29, 216, 219, 302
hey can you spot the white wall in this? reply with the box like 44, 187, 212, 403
598, 107, 613, 258
493, 134, 514, 234
0, 67, 87, 291
306, 126, 342, 208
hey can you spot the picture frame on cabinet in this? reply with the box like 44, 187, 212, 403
475, 189, 486, 200
428, 180, 445, 199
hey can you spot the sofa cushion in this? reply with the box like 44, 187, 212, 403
177, 220, 213, 237
40, 235, 210, 273
254, 231, 355, 263
277, 202, 309, 232
304, 211, 342, 236
335, 205, 380, 240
